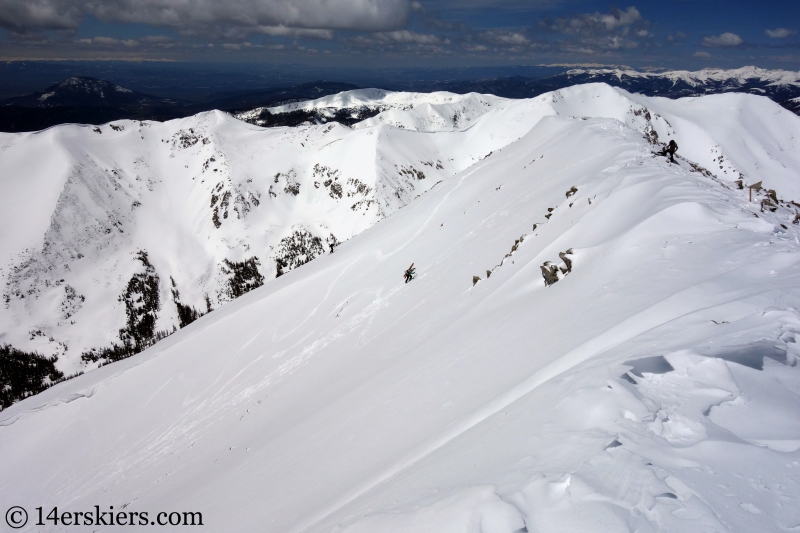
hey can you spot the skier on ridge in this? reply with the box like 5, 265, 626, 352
663, 139, 678, 163
404, 263, 416, 283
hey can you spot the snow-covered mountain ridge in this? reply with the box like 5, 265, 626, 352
0, 89, 545, 381
2, 83, 800, 533
566, 66, 800, 87
234, 89, 506, 130
552, 67, 800, 113
418, 67, 800, 118
2, 84, 800, 390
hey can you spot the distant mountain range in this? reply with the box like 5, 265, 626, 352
551, 66, 800, 104
236, 66, 800, 128
414, 66, 800, 114
432, 66, 799, 99
0, 67, 798, 133
1, 76, 179, 108
0, 77, 359, 132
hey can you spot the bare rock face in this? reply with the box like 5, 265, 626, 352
559, 249, 573, 273
541, 262, 559, 286
473, 275, 481, 286
542, 249, 574, 285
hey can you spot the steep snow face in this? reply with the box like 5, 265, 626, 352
2, 84, 800, 378
2, 85, 800, 533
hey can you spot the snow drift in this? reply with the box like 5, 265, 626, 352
1, 83, 800, 532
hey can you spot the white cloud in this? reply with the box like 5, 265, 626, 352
604, 35, 637, 50
0, 0, 411, 35
548, 6, 643, 37
255, 25, 334, 39
540, 6, 650, 54
0, 0, 81, 30
560, 43, 599, 55
693, 50, 711, 58
702, 32, 743, 47
222, 42, 258, 50
597, 6, 641, 31
373, 30, 441, 44
494, 33, 529, 45
77, 36, 139, 47
463, 44, 487, 52
484, 31, 528, 45
140, 35, 173, 44
765, 28, 797, 39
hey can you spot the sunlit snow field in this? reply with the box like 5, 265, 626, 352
1, 84, 800, 532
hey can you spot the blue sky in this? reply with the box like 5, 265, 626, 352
0, 0, 798, 70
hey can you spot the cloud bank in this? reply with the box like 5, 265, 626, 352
702, 32, 743, 47
0, 0, 411, 35
765, 28, 796, 39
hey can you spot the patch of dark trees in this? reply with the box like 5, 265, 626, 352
171, 277, 211, 329
81, 250, 168, 365
220, 257, 265, 299
1, 249, 272, 409
81, 252, 266, 366
274, 229, 326, 277
0, 344, 70, 410
239, 106, 383, 128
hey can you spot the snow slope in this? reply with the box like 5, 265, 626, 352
2, 84, 800, 532
2, 84, 800, 376
0, 98, 530, 371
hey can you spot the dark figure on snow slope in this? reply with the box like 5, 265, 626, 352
404, 263, 416, 283
664, 139, 678, 163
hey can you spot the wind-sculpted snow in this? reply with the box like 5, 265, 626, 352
1, 83, 800, 532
